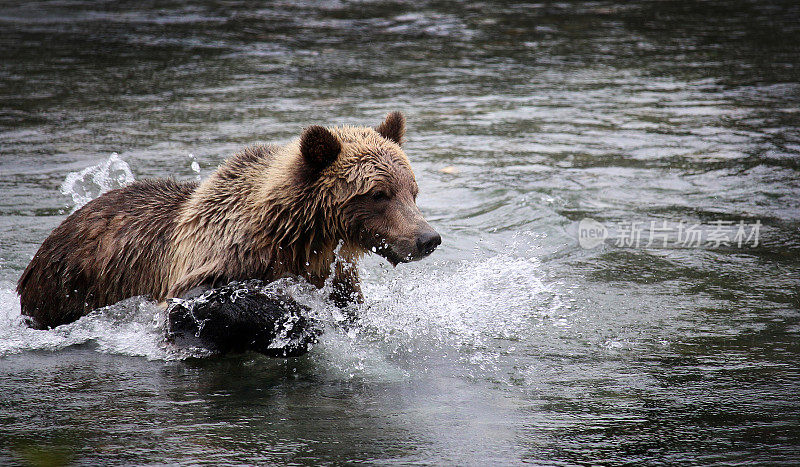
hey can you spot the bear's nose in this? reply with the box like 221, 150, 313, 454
416, 230, 442, 256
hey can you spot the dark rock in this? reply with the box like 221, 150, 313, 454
166, 279, 322, 358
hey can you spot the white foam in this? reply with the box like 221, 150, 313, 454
284, 242, 565, 381
0, 281, 206, 360
60, 152, 135, 212
363, 254, 561, 357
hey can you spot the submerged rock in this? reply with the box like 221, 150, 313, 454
166, 279, 322, 358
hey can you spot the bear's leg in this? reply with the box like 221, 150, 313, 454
166, 279, 322, 358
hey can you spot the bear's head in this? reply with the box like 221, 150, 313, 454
297, 111, 441, 265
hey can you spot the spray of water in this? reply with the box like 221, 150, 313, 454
0, 282, 201, 360
188, 153, 202, 181
59, 152, 135, 212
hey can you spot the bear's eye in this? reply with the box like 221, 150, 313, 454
372, 190, 391, 201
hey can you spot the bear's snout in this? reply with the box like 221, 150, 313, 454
416, 229, 441, 257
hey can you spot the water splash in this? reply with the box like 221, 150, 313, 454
288, 244, 565, 381
0, 246, 563, 379
188, 153, 202, 180
0, 281, 201, 360
363, 255, 559, 346
352, 253, 564, 375
60, 152, 135, 212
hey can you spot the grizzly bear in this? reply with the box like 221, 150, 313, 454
17, 112, 440, 330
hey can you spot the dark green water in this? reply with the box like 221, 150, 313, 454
1, 1, 799, 465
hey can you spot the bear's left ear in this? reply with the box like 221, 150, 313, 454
300, 125, 341, 171
376, 111, 405, 145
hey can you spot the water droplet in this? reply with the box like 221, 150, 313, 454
188, 153, 201, 180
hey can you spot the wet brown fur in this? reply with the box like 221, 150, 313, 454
18, 112, 432, 329
17, 179, 196, 328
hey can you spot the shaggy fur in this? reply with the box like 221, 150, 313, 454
17, 180, 196, 328
18, 112, 440, 329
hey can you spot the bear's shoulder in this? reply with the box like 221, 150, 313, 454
216, 144, 279, 180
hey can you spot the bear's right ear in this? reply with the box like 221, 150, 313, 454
376, 111, 405, 145
300, 125, 341, 171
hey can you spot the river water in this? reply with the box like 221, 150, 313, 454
1, 1, 799, 465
